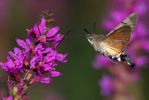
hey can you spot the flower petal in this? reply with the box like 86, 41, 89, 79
6, 57, 15, 69
33, 25, 40, 38
135, 56, 147, 68
8, 51, 16, 59
43, 64, 52, 71
46, 26, 60, 37
14, 48, 22, 55
39, 17, 46, 34
56, 53, 67, 63
40, 77, 52, 84
52, 34, 64, 48
93, 55, 111, 69
3, 96, 13, 100
16, 39, 30, 52
99, 75, 113, 96
51, 71, 62, 77
26, 38, 32, 45
30, 57, 40, 69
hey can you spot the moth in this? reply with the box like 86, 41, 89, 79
85, 13, 137, 68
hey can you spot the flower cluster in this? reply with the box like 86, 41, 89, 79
0, 17, 67, 84
93, 0, 149, 99
0, 16, 67, 99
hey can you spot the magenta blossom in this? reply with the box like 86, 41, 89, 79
0, 17, 67, 84
2, 96, 13, 100
99, 75, 113, 96
0, 15, 67, 99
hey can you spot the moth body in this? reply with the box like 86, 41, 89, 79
86, 13, 137, 68
86, 34, 105, 53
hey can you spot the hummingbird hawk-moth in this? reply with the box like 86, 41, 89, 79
85, 13, 137, 68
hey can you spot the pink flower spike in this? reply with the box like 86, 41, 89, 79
46, 26, 60, 37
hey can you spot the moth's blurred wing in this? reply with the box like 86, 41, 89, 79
100, 13, 137, 57
107, 13, 137, 36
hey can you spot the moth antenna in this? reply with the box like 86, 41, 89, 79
84, 28, 91, 34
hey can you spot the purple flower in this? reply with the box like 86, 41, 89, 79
46, 26, 60, 37
92, 55, 111, 69
0, 13, 67, 100
135, 56, 147, 68
140, 40, 149, 51
2, 96, 13, 100
16, 39, 30, 52
0, 16, 67, 86
29, 43, 67, 74
35, 76, 52, 84
50, 71, 62, 77
28, 17, 63, 47
99, 75, 113, 96
0, 56, 23, 73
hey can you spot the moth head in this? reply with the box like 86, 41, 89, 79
84, 29, 94, 44
84, 28, 105, 46
86, 34, 96, 45
86, 33, 104, 45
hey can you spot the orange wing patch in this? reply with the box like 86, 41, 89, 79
100, 26, 132, 57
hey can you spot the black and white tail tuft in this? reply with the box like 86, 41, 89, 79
120, 53, 135, 68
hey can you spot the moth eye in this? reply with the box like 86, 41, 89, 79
88, 37, 93, 41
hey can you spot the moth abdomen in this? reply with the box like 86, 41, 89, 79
120, 53, 135, 68
124, 55, 135, 68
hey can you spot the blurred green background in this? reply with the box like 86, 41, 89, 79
0, 0, 149, 100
